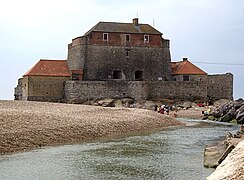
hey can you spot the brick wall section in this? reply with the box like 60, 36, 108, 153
22, 76, 70, 102
87, 32, 163, 47
207, 73, 233, 100
64, 80, 208, 103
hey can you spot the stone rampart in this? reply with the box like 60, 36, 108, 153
64, 80, 208, 103
207, 73, 233, 100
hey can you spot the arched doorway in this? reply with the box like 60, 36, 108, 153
113, 70, 122, 79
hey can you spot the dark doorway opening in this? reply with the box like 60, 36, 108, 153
113, 70, 122, 79
135, 70, 143, 80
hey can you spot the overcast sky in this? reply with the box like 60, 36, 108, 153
0, 0, 243, 100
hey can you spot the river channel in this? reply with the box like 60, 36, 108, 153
0, 119, 239, 180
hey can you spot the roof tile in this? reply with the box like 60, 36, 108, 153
24, 60, 71, 77
171, 60, 207, 75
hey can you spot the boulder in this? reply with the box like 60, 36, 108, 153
214, 99, 231, 107
220, 114, 231, 122
97, 98, 115, 107
177, 101, 192, 109
237, 116, 244, 124
114, 100, 123, 108
204, 140, 227, 168
143, 100, 157, 110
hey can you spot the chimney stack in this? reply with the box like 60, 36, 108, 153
183, 57, 188, 61
133, 18, 139, 26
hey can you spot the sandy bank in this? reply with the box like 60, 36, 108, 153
0, 100, 183, 154
175, 108, 205, 119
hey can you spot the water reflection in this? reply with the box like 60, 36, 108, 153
0, 119, 239, 180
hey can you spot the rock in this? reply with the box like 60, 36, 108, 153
121, 98, 135, 104
217, 145, 235, 164
236, 105, 244, 120
114, 100, 123, 107
237, 116, 244, 124
143, 100, 157, 110
177, 101, 192, 109
207, 115, 216, 121
220, 114, 231, 122
207, 140, 244, 180
204, 140, 227, 168
97, 98, 115, 107
214, 99, 231, 107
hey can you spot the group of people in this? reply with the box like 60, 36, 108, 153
154, 104, 171, 115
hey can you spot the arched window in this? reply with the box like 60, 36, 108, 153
113, 70, 122, 79
135, 70, 143, 80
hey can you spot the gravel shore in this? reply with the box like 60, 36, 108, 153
0, 100, 183, 154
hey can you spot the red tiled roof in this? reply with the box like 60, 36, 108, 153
171, 60, 207, 75
23, 59, 71, 77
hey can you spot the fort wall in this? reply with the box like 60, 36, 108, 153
64, 80, 208, 103
67, 44, 172, 81
22, 76, 70, 102
207, 73, 233, 100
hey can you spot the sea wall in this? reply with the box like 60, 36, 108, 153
64, 80, 208, 103
207, 73, 233, 100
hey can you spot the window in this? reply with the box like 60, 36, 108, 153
125, 34, 130, 42
103, 33, 108, 41
125, 50, 129, 58
144, 35, 149, 43
183, 75, 190, 81
135, 70, 143, 80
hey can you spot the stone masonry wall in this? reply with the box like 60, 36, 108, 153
207, 73, 233, 100
23, 76, 70, 102
14, 78, 23, 100
68, 45, 171, 81
64, 80, 208, 103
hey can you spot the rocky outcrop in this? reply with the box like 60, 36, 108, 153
203, 98, 244, 124
207, 139, 244, 180
204, 126, 244, 170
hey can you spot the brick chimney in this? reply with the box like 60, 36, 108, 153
133, 18, 139, 26
183, 57, 188, 61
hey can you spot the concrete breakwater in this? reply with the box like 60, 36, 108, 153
0, 100, 183, 154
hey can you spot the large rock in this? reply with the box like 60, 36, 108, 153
220, 114, 231, 122
143, 100, 157, 110
204, 140, 227, 168
207, 140, 244, 180
114, 100, 123, 108
214, 99, 232, 107
97, 98, 115, 107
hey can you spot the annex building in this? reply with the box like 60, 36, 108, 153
15, 18, 233, 102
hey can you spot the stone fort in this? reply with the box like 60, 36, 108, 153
15, 18, 233, 102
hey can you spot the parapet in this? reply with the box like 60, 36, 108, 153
69, 36, 87, 48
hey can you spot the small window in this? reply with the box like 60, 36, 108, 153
125, 34, 130, 42
144, 35, 149, 43
183, 75, 189, 81
126, 50, 129, 58
103, 33, 108, 41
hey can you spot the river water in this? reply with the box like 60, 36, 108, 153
0, 119, 239, 180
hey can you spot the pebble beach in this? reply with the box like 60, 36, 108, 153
0, 100, 183, 154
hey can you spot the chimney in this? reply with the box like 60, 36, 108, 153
183, 57, 188, 61
133, 18, 139, 26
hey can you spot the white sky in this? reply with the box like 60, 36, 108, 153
0, 0, 243, 99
